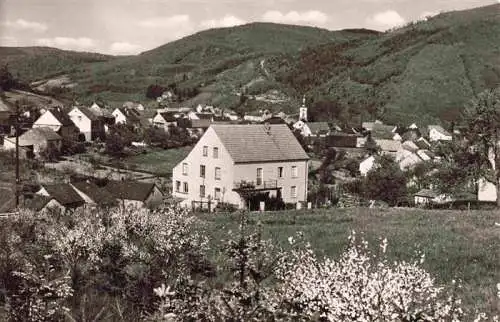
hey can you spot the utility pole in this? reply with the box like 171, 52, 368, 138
14, 101, 20, 208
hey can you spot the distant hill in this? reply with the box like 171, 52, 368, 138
1, 4, 499, 126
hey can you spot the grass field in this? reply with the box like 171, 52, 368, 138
201, 208, 500, 315
122, 146, 192, 176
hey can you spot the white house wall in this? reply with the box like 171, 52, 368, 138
33, 111, 62, 132
68, 108, 92, 141
478, 178, 496, 202
233, 160, 308, 203
172, 127, 236, 208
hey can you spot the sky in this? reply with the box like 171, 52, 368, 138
0, 0, 497, 55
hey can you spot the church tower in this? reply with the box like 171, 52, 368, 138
299, 95, 307, 121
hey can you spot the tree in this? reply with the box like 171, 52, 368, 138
0, 64, 16, 91
363, 155, 408, 206
462, 87, 500, 206
363, 132, 380, 155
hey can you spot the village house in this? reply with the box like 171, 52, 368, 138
123, 101, 144, 112
0, 98, 12, 127
68, 106, 106, 142
3, 127, 62, 159
70, 180, 117, 207
33, 107, 79, 141
172, 124, 309, 210
414, 189, 451, 206
104, 181, 163, 208
427, 125, 452, 142
23, 195, 64, 214
293, 120, 331, 137
152, 111, 178, 130
112, 107, 141, 126
36, 183, 86, 212
359, 155, 376, 176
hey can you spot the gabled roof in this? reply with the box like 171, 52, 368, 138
116, 107, 140, 123
74, 106, 99, 121
71, 181, 117, 206
190, 119, 211, 129
210, 124, 309, 163
415, 189, 439, 198
196, 112, 214, 120
375, 139, 401, 152
23, 195, 53, 211
371, 123, 397, 139
158, 112, 177, 122
40, 183, 85, 207
104, 181, 160, 202
47, 108, 74, 126
306, 122, 330, 134
428, 125, 452, 137
415, 137, 431, 150
0, 98, 11, 113
19, 127, 62, 145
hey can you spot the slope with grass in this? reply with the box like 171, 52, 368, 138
279, 3, 500, 125
203, 208, 500, 316
2, 4, 499, 125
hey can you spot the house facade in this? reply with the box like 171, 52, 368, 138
68, 106, 105, 142
428, 125, 452, 142
33, 108, 78, 141
152, 112, 177, 130
172, 124, 309, 210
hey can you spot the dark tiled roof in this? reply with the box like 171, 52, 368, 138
196, 113, 214, 120
307, 122, 330, 134
211, 124, 309, 163
23, 195, 52, 211
104, 181, 160, 202
19, 127, 62, 145
325, 134, 358, 148
158, 112, 177, 122
190, 119, 211, 129
48, 108, 74, 126
428, 125, 452, 137
41, 183, 85, 207
71, 181, 117, 206
371, 123, 397, 139
415, 138, 431, 150
76, 106, 99, 121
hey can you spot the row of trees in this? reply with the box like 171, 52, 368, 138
1, 207, 490, 321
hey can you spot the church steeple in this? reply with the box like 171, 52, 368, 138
299, 95, 307, 121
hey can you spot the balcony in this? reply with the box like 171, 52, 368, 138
233, 180, 279, 192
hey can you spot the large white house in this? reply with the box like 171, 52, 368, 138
172, 124, 310, 210
68, 106, 105, 142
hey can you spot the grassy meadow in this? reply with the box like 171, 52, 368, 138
201, 207, 500, 315
122, 146, 191, 176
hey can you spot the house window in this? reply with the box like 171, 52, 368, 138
256, 168, 263, 185
213, 147, 219, 159
291, 186, 297, 198
183, 182, 189, 193
200, 165, 206, 178
175, 180, 181, 192
214, 187, 221, 200
77, 115, 82, 122
291, 166, 298, 178
215, 167, 221, 180
200, 185, 205, 198
182, 163, 188, 175
277, 167, 283, 178
203, 146, 208, 156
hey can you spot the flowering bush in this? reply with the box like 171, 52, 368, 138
271, 232, 464, 321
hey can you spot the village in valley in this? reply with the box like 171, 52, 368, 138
0, 87, 494, 213
0, 1, 500, 320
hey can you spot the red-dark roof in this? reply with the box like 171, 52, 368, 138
40, 183, 85, 207
71, 181, 117, 206
104, 181, 161, 202
48, 108, 75, 126
211, 124, 309, 163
